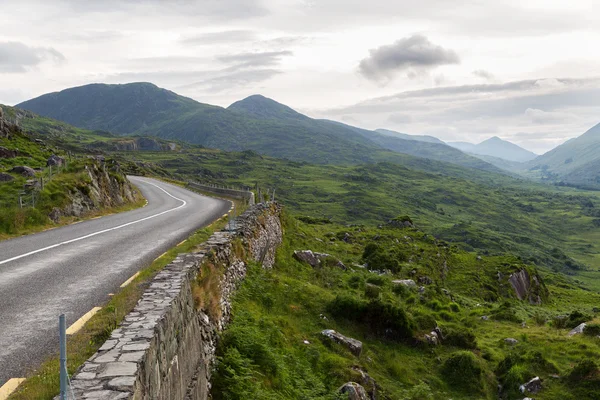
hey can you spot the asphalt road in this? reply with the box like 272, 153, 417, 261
0, 176, 229, 385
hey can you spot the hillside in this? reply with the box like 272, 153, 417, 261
449, 136, 537, 163
18, 83, 503, 172
375, 128, 445, 144
524, 123, 600, 188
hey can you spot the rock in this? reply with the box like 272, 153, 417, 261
322, 329, 363, 357
293, 250, 346, 269
593, 307, 599, 313
519, 376, 542, 394
418, 276, 433, 285
49, 208, 61, 223
24, 179, 40, 190
351, 367, 380, 399
481, 315, 489, 321
418, 286, 425, 294
387, 216, 414, 229
425, 333, 438, 345
338, 382, 369, 400
10, 165, 36, 177
392, 279, 416, 288
47, 154, 66, 167
504, 338, 519, 345
0, 172, 14, 182
0, 146, 18, 158
508, 268, 544, 305
568, 322, 586, 336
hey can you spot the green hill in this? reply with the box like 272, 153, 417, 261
18, 83, 503, 172
524, 123, 600, 188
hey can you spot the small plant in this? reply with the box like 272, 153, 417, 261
441, 351, 483, 392
568, 359, 598, 382
584, 324, 600, 336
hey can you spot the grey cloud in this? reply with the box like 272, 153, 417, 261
0, 42, 65, 73
180, 30, 258, 45
473, 69, 494, 80
388, 113, 413, 124
359, 35, 459, 82
217, 51, 292, 69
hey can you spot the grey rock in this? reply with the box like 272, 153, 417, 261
504, 338, 519, 345
96, 362, 137, 378
107, 376, 136, 392
293, 250, 321, 267
392, 279, 416, 288
418, 276, 433, 285
322, 329, 363, 357
0, 172, 14, 182
10, 165, 35, 177
519, 376, 542, 394
339, 382, 369, 400
0, 146, 18, 158
568, 322, 586, 336
47, 154, 66, 167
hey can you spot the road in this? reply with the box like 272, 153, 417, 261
0, 176, 229, 385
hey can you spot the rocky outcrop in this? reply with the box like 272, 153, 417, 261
112, 137, 173, 152
508, 268, 546, 305
339, 382, 369, 400
65, 202, 282, 400
46, 154, 65, 167
519, 376, 542, 394
387, 215, 414, 229
0, 172, 14, 182
51, 162, 135, 221
294, 250, 347, 269
322, 329, 363, 356
0, 146, 18, 158
9, 165, 36, 177
392, 279, 417, 288
568, 323, 586, 336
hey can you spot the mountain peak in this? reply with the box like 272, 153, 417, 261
228, 95, 308, 121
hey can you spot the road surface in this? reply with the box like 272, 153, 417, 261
0, 176, 229, 385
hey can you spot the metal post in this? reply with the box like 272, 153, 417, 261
59, 314, 67, 400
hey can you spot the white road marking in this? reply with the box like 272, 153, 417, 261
0, 181, 186, 266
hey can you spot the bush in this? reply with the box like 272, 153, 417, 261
491, 301, 521, 323
551, 315, 568, 329
328, 295, 414, 340
441, 351, 483, 391
365, 284, 381, 299
362, 243, 406, 273
568, 360, 598, 382
566, 310, 592, 328
449, 302, 461, 312
443, 326, 477, 349
584, 323, 600, 336
366, 275, 386, 286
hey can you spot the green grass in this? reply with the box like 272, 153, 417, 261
212, 213, 600, 399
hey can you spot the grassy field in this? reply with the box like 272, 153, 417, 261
212, 213, 600, 400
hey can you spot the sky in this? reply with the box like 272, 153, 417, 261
0, 0, 598, 154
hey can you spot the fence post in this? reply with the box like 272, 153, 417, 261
59, 314, 67, 400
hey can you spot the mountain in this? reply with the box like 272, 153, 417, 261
448, 136, 537, 163
374, 128, 445, 144
18, 82, 502, 173
524, 123, 600, 188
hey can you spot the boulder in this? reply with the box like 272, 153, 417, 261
338, 382, 369, 400
508, 268, 545, 305
0, 146, 18, 158
322, 329, 363, 357
519, 376, 542, 394
47, 154, 65, 167
10, 165, 36, 177
392, 279, 416, 288
504, 338, 519, 345
294, 250, 321, 267
387, 216, 414, 229
568, 323, 586, 336
0, 172, 14, 182
418, 276, 433, 285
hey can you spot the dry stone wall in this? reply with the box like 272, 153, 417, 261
64, 202, 282, 400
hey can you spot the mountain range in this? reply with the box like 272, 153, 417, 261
448, 136, 538, 162
17, 82, 501, 172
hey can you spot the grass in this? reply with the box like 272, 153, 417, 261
8, 211, 232, 400
211, 213, 600, 399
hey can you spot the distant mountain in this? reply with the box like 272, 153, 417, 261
18, 82, 502, 173
375, 128, 445, 144
448, 137, 537, 163
524, 123, 600, 188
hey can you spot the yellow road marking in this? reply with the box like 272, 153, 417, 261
222, 214, 228, 218
120, 271, 140, 288
177, 239, 187, 246
66, 307, 102, 335
0, 378, 25, 399
155, 251, 168, 261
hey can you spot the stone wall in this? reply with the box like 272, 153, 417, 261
187, 182, 255, 205
65, 202, 282, 400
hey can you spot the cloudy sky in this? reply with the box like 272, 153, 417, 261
0, 0, 598, 153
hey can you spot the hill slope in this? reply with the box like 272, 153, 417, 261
449, 136, 537, 162
524, 123, 600, 187
18, 83, 502, 172
375, 128, 445, 144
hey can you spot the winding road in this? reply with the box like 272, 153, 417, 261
0, 176, 229, 386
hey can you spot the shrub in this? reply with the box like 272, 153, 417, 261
365, 284, 381, 299
443, 326, 477, 349
362, 243, 406, 273
568, 360, 598, 382
551, 315, 568, 329
348, 275, 363, 289
449, 302, 461, 312
328, 295, 414, 340
366, 275, 386, 286
491, 301, 521, 323
584, 324, 600, 336
566, 310, 592, 328
441, 351, 483, 391
532, 312, 547, 326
